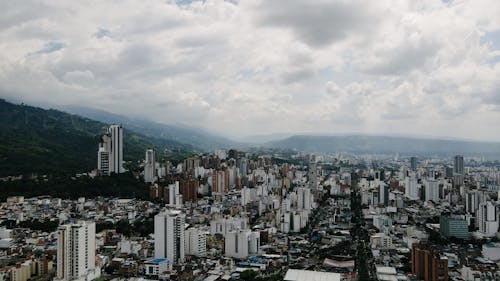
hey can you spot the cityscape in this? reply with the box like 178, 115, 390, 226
2, 1, 500, 281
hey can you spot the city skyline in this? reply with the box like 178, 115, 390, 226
1, 0, 500, 140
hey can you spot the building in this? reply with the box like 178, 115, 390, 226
154, 209, 185, 263
454, 155, 464, 186
224, 229, 260, 259
284, 269, 341, 281
144, 149, 156, 183
411, 243, 448, 281
55, 221, 100, 281
439, 215, 469, 240
184, 228, 207, 257
179, 177, 198, 202
424, 178, 439, 202
477, 201, 499, 237
97, 125, 124, 175
308, 155, 317, 189
410, 156, 417, 171
144, 258, 171, 277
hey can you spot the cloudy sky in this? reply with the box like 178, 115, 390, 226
1, 0, 500, 141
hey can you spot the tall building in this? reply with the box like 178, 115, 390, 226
55, 221, 99, 281
477, 201, 499, 237
97, 125, 124, 175
308, 155, 317, 189
154, 209, 185, 263
179, 177, 198, 202
453, 155, 464, 175
184, 228, 206, 257
453, 155, 464, 186
410, 156, 417, 171
411, 243, 448, 281
144, 149, 156, 183
224, 229, 260, 259
424, 178, 439, 202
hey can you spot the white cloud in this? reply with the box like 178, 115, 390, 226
1, 0, 500, 141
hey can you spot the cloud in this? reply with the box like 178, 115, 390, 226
1, 0, 500, 141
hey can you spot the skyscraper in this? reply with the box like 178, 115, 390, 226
477, 201, 499, 237
97, 125, 124, 175
55, 221, 99, 281
144, 149, 156, 183
453, 155, 464, 175
154, 209, 185, 263
308, 155, 317, 189
410, 156, 417, 171
453, 155, 464, 186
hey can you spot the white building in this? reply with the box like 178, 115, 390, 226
97, 125, 124, 175
55, 221, 100, 281
144, 149, 156, 183
184, 228, 207, 257
424, 178, 439, 202
477, 201, 499, 237
210, 216, 248, 237
224, 229, 260, 259
154, 209, 185, 263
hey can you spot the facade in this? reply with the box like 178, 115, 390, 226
55, 221, 99, 281
411, 243, 448, 281
144, 149, 156, 183
439, 215, 469, 240
477, 201, 499, 237
224, 229, 260, 259
184, 228, 207, 257
97, 125, 124, 175
154, 209, 185, 263
308, 155, 317, 189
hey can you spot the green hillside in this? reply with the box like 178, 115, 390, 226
0, 99, 193, 176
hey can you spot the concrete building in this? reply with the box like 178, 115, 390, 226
154, 209, 185, 263
55, 221, 100, 281
411, 243, 448, 281
97, 125, 124, 175
224, 229, 260, 259
184, 228, 207, 257
144, 149, 156, 183
477, 201, 499, 237
439, 215, 469, 240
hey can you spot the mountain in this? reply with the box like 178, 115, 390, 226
268, 135, 500, 158
0, 99, 193, 176
63, 105, 240, 151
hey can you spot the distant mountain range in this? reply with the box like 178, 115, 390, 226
63, 105, 240, 151
0, 99, 193, 176
267, 135, 500, 158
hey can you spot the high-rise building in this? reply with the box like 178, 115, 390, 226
179, 177, 198, 202
410, 157, 417, 171
224, 229, 260, 259
424, 178, 439, 202
55, 221, 99, 281
308, 155, 317, 189
454, 155, 464, 175
144, 149, 156, 183
97, 125, 124, 175
154, 209, 185, 263
477, 201, 499, 237
453, 155, 464, 186
184, 228, 206, 257
411, 243, 448, 281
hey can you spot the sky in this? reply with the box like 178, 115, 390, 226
1, 0, 500, 141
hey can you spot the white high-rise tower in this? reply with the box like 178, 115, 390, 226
97, 125, 124, 175
144, 149, 156, 183
154, 209, 186, 263
55, 221, 99, 281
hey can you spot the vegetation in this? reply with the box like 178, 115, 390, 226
0, 172, 149, 200
0, 99, 193, 176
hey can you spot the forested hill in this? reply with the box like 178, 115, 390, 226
0, 99, 193, 176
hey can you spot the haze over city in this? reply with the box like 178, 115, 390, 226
2, 0, 500, 140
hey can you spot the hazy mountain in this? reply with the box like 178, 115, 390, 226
0, 99, 193, 176
268, 135, 500, 158
64, 105, 240, 151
